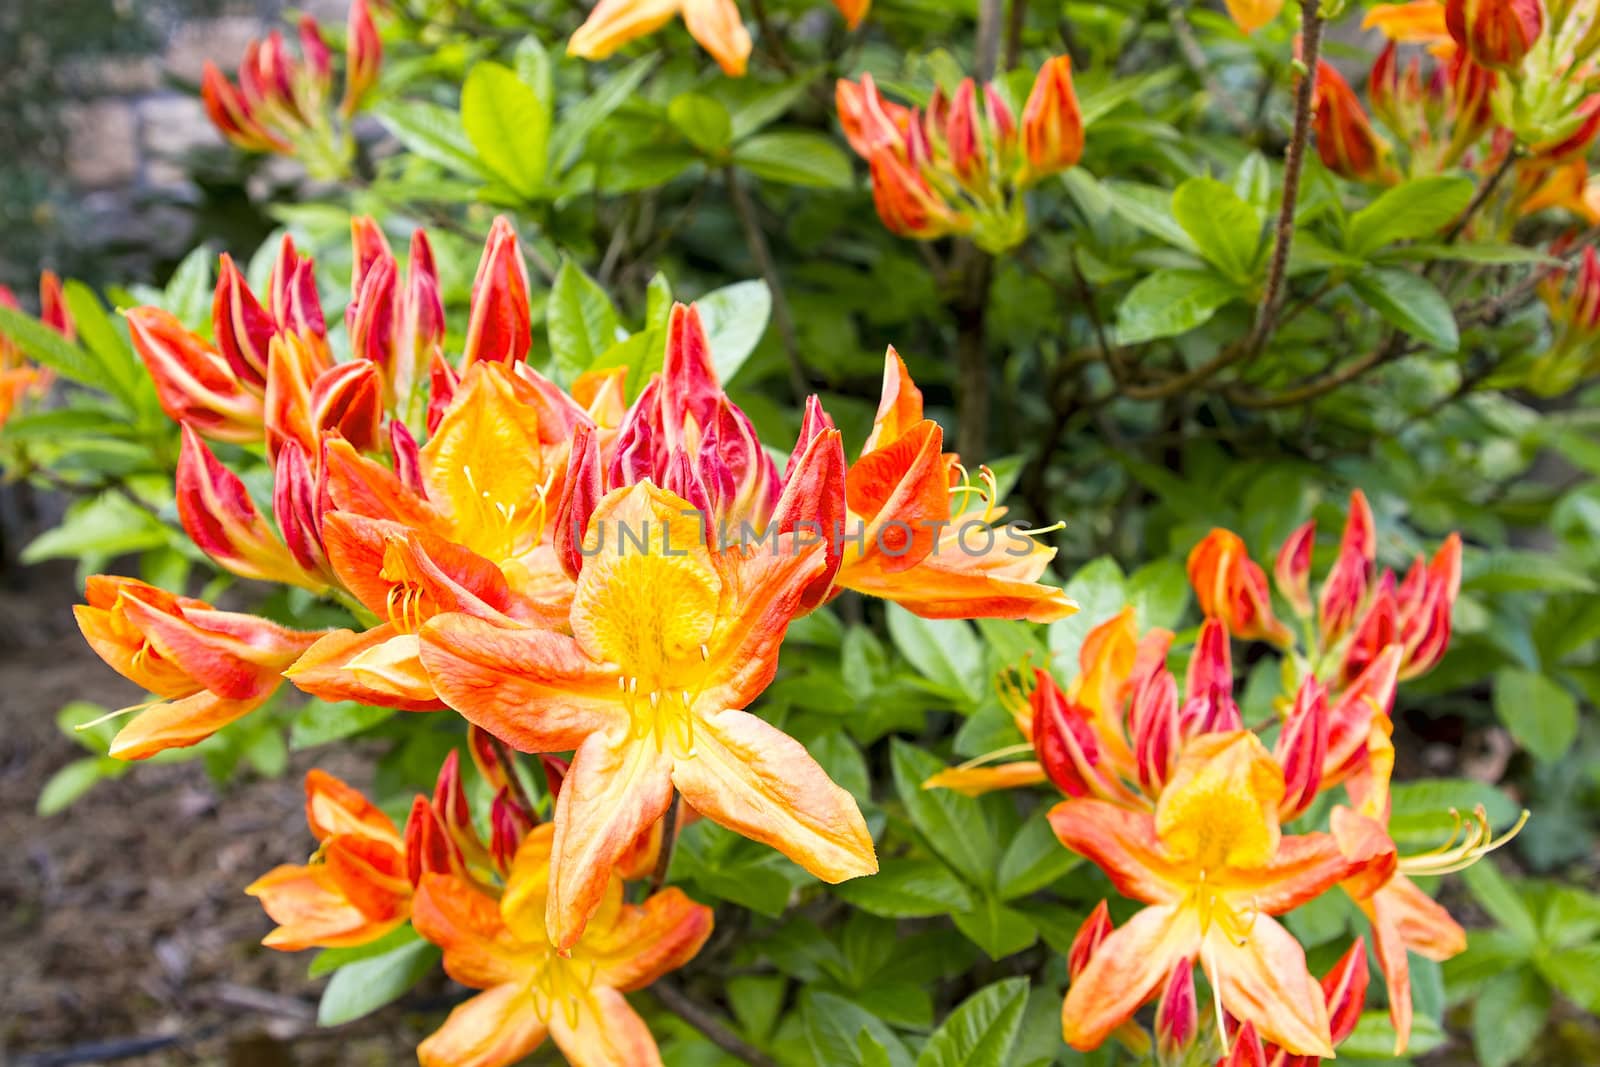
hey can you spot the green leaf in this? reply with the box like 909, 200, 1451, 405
22, 492, 171, 569
727, 974, 787, 1043
290, 700, 397, 749
1127, 557, 1190, 630
1100, 179, 1199, 252
1539, 944, 1600, 1013
1350, 268, 1459, 352
38, 757, 115, 815
589, 328, 663, 403
668, 92, 733, 154
460, 61, 549, 197
547, 259, 623, 383
1494, 668, 1578, 762
308, 926, 423, 978
1463, 862, 1539, 946
917, 978, 1029, 1067
164, 244, 215, 328
801, 991, 915, 1067
886, 605, 984, 706
1171, 177, 1263, 283
64, 281, 145, 413
1386, 778, 1521, 849
733, 131, 854, 188
1338, 1010, 1447, 1057
890, 741, 1000, 887
374, 99, 482, 178
952, 897, 1037, 959
696, 279, 771, 382
1463, 549, 1597, 594
0, 305, 98, 386
1347, 176, 1474, 254
831, 858, 977, 918
1114, 269, 1241, 344
550, 57, 654, 174
996, 811, 1080, 900
1472, 967, 1549, 1067
316, 936, 440, 1026
1048, 556, 1126, 668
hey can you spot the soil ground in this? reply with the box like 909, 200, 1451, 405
0, 557, 434, 1067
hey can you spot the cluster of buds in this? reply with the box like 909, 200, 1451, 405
836, 57, 1083, 252
925, 491, 1507, 1061
568, 0, 869, 77
1532, 243, 1600, 394
201, 0, 381, 178
0, 272, 73, 433
1309, 60, 1398, 183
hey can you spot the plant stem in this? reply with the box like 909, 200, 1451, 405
653, 980, 779, 1067
1441, 148, 1519, 245
1004, 0, 1029, 70
1243, 0, 1325, 359
976, 0, 1006, 79
952, 250, 993, 461
723, 166, 810, 405
1169, 5, 1251, 130
649, 793, 680, 895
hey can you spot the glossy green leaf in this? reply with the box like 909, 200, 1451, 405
1114, 269, 1241, 344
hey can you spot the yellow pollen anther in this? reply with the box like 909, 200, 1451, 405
1399, 805, 1530, 877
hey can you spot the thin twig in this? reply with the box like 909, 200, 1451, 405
1169, 5, 1251, 130
722, 167, 810, 404
1441, 148, 1519, 246
648, 793, 680, 895
1243, 0, 1325, 358
652, 981, 780, 1067
975, 0, 1006, 80
747, 0, 796, 73
1004, 0, 1029, 70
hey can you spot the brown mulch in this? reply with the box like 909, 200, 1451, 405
0, 562, 434, 1066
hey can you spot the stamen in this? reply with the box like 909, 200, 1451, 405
75, 698, 160, 731
1399, 805, 1530, 877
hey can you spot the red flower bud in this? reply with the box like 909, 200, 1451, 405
1032, 669, 1103, 797
1067, 900, 1113, 980
1275, 519, 1316, 619
837, 73, 911, 158
272, 440, 332, 581
489, 787, 536, 875
1187, 528, 1292, 646
1322, 936, 1370, 1046
553, 424, 603, 581
404, 793, 466, 886
1218, 1022, 1267, 1067
1311, 61, 1391, 182
343, 0, 383, 117
946, 79, 985, 184
1155, 958, 1197, 1063
461, 217, 531, 367
1446, 0, 1543, 71
1180, 619, 1242, 736
128, 307, 265, 444
176, 424, 316, 589
1018, 56, 1083, 184
310, 357, 384, 453
1318, 489, 1377, 646
39, 271, 75, 341
1276, 677, 1328, 820
212, 254, 274, 390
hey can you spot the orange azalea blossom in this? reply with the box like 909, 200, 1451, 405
419, 479, 876, 951
413, 823, 712, 1067
833, 348, 1076, 623
1188, 529, 1292, 646
1052, 731, 1381, 1057
251, 753, 542, 953
1330, 720, 1526, 1053
74, 576, 325, 759
1226, 0, 1284, 34
1365, 0, 1452, 42
248, 770, 413, 950
568, 0, 866, 77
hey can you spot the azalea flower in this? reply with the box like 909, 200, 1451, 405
419, 477, 876, 950
74, 576, 325, 759
833, 348, 1077, 622
1052, 731, 1377, 1056
413, 822, 713, 1067
568, 0, 868, 78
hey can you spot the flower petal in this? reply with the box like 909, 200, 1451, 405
109, 690, 264, 760
670, 708, 876, 883
286, 625, 447, 711
588, 887, 715, 992
412, 872, 528, 988
247, 864, 400, 951
1061, 904, 1198, 1051
418, 984, 548, 1067
547, 731, 674, 950
1203, 914, 1334, 1058
419, 614, 625, 751
1221, 831, 1368, 916
1048, 800, 1185, 905
547, 986, 663, 1067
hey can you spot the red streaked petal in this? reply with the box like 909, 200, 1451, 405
1047, 799, 1184, 905
1061, 904, 1198, 1051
